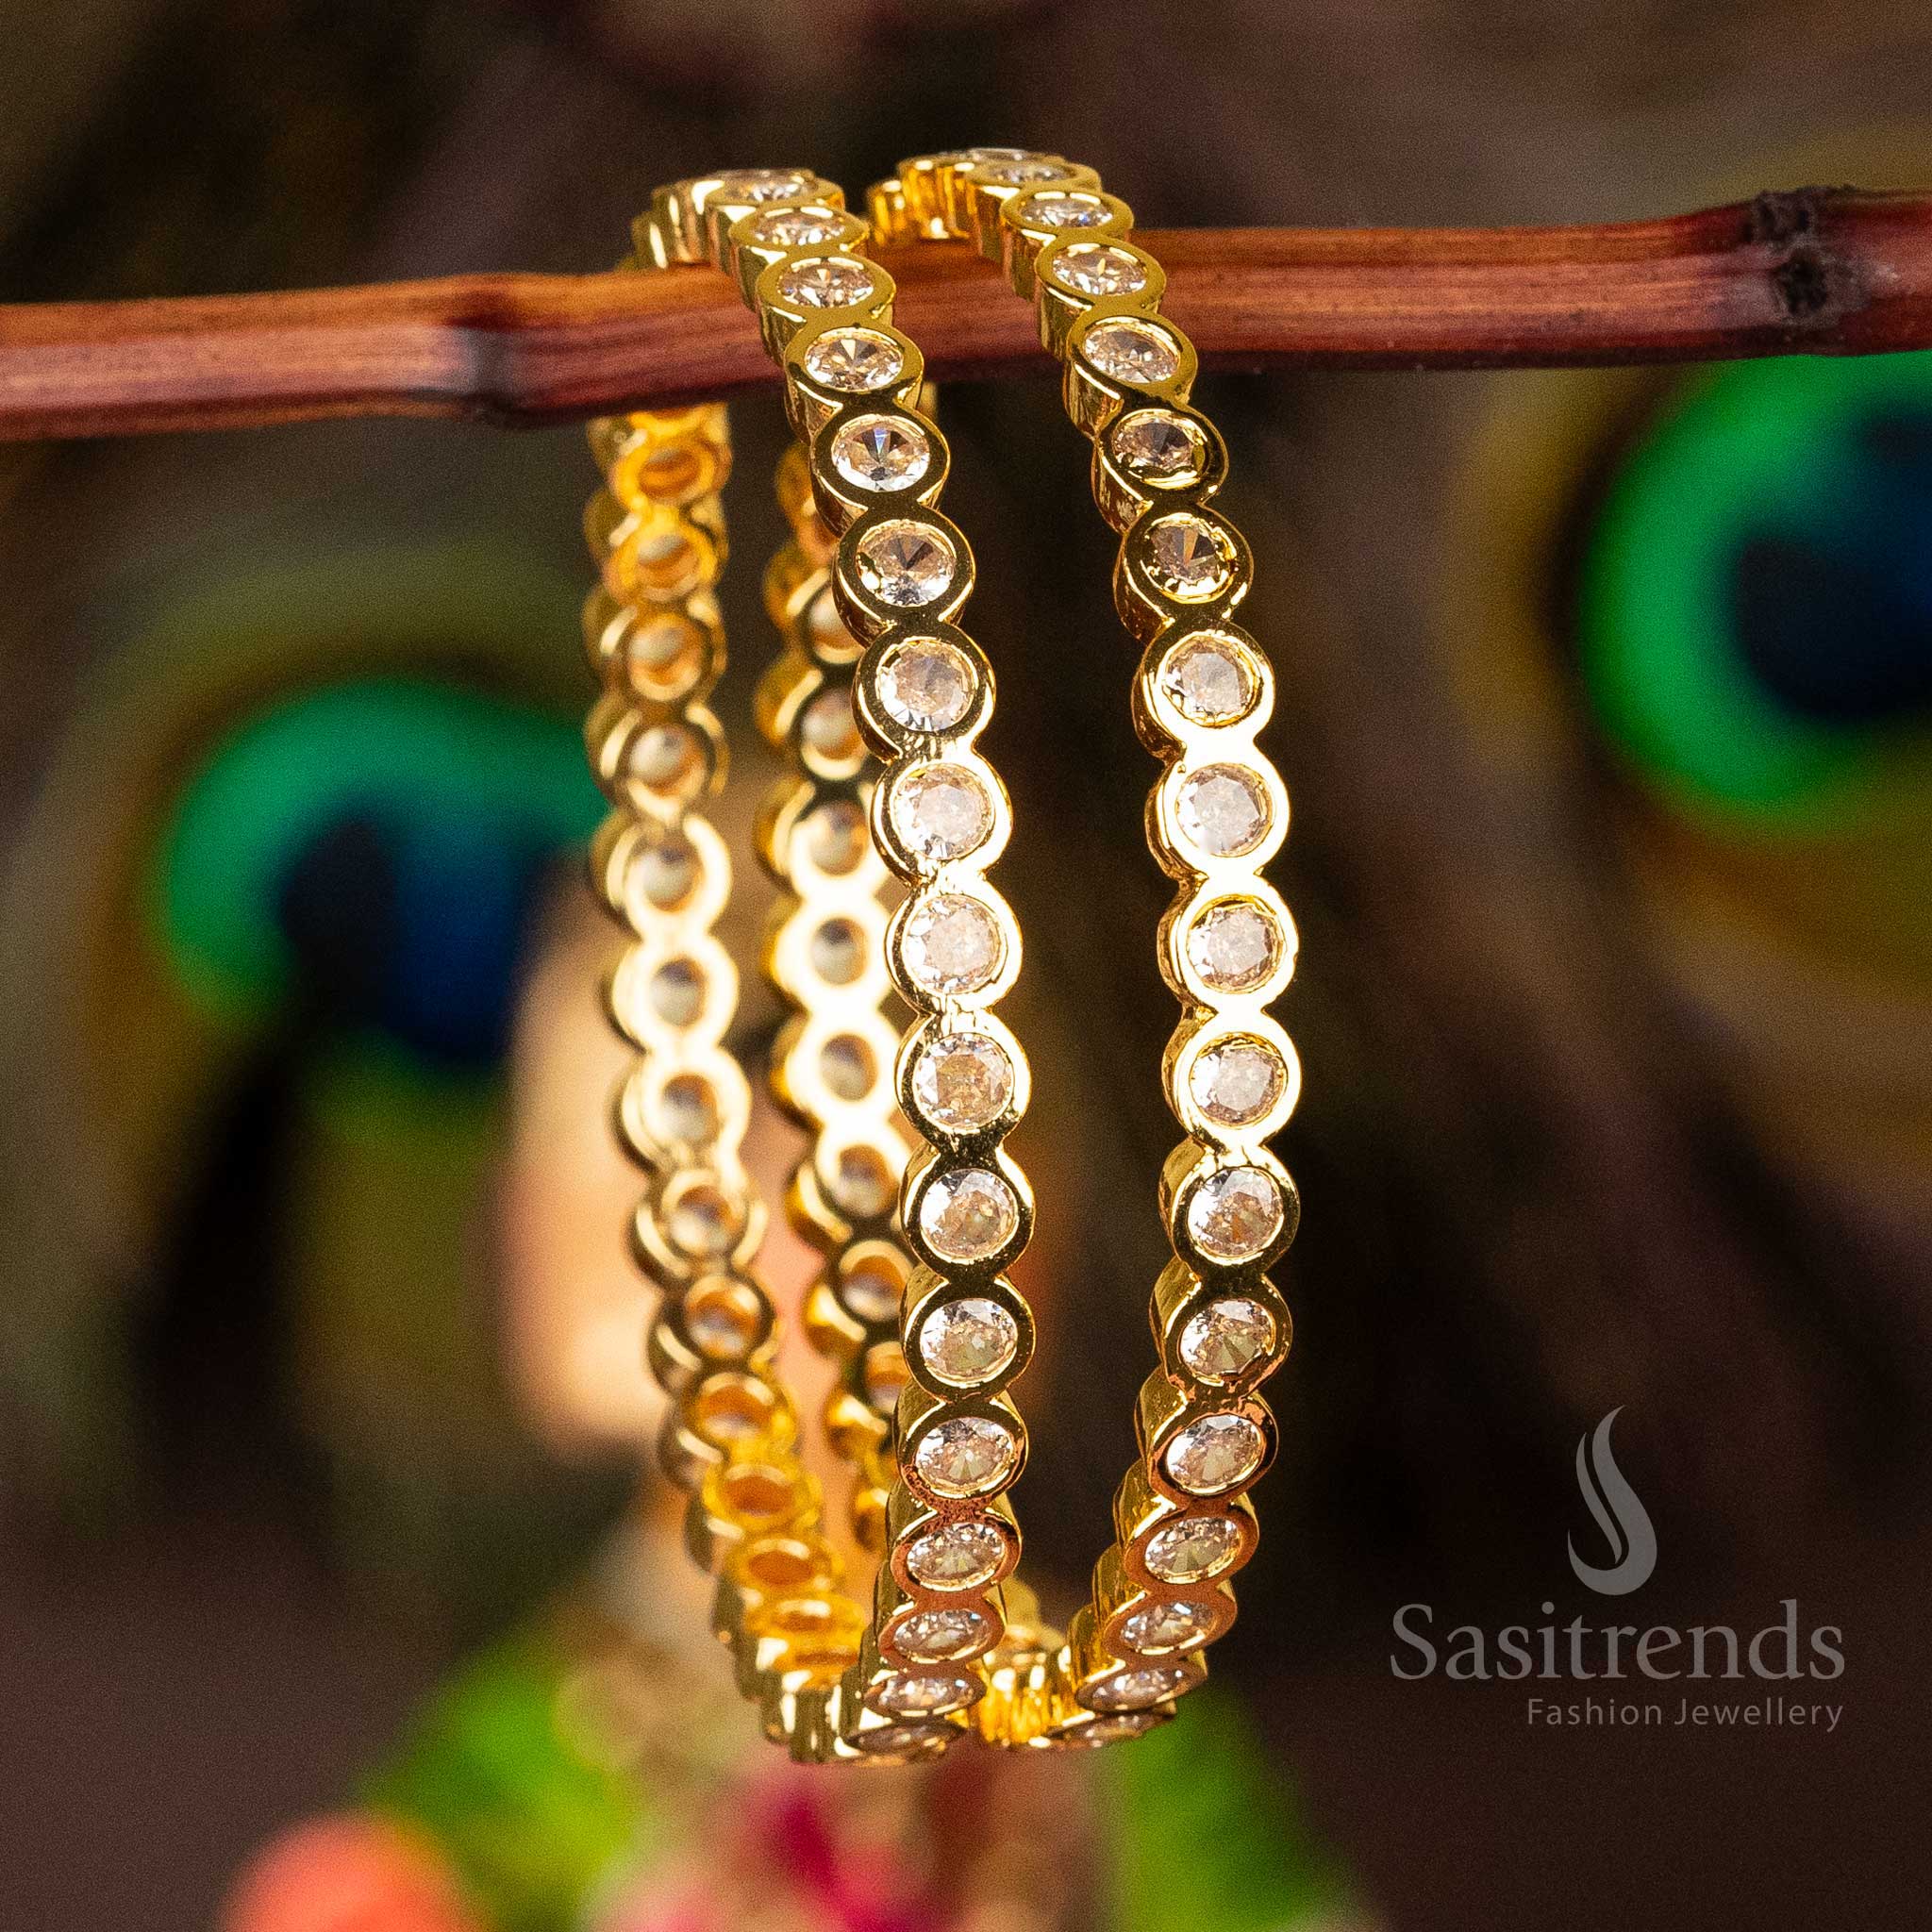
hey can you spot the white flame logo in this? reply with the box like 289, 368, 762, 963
1567, 1407, 1657, 1595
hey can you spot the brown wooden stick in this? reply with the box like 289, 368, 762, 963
5, 189, 1930, 441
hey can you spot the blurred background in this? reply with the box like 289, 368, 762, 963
3, 3, 1930, 1928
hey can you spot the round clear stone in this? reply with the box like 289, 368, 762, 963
711, 168, 815, 203
630, 834, 699, 909
801, 684, 858, 760
1113, 408, 1206, 482
1090, 1665, 1188, 1711
778, 257, 875, 308
855, 519, 957, 608
1191, 1037, 1285, 1127
1052, 243, 1148, 296
877, 639, 974, 732
1160, 635, 1257, 724
1164, 1413, 1265, 1494
803, 328, 905, 391
806, 797, 868, 872
1144, 1514, 1242, 1583
809, 915, 867, 985
840, 1257, 902, 1324
1147, 514, 1235, 598
921, 1296, 1019, 1384
1179, 1297, 1275, 1382
647, 958, 705, 1026
1066, 1711, 1163, 1744
918, 1169, 1018, 1264
750, 206, 843, 246
855, 1718, 956, 1756
906, 1519, 1007, 1589
893, 1606, 991, 1661
1185, 899, 1281, 993
1177, 764, 1271, 858
974, 157, 1069, 185
1020, 192, 1109, 228
914, 1415, 1019, 1497
874, 1673, 976, 1716
1121, 1599, 1218, 1654
891, 763, 992, 862
830, 414, 930, 491
831, 1144, 897, 1220
819, 1033, 874, 1101
1085, 320, 1181, 384
1187, 1166, 1284, 1262
911, 1031, 1015, 1133
808, 591, 854, 653
627, 722, 699, 791
901, 893, 1002, 995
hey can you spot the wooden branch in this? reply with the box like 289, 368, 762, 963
4, 189, 1930, 441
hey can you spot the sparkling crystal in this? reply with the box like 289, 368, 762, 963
873, 1673, 976, 1716
1084, 320, 1181, 384
1160, 635, 1257, 724
711, 168, 815, 203
840, 1256, 903, 1324
778, 257, 876, 308
1113, 408, 1206, 481
1177, 764, 1271, 858
921, 1296, 1019, 1384
1163, 1413, 1265, 1495
892, 1606, 991, 1661
806, 798, 867, 873
1144, 1513, 1242, 1583
891, 763, 992, 862
1185, 899, 1281, 994
1147, 513, 1235, 598
685, 1285, 758, 1359
1187, 1166, 1284, 1262
1121, 1599, 1217, 1654
750, 206, 843, 246
1179, 1296, 1275, 1383
831, 414, 930, 491
855, 519, 957, 607
801, 685, 859, 760
1089, 1665, 1188, 1712
809, 915, 867, 984
901, 893, 1002, 995
973, 157, 1069, 185
918, 1169, 1018, 1264
832, 1144, 897, 1219
803, 328, 905, 391
627, 722, 699, 791
631, 834, 698, 909
1019, 192, 1109, 228
914, 1415, 1019, 1497
906, 1519, 1007, 1589
877, 639, 974, 731
855, 1718, 956, 1755
911, 1031, 1014, 1133
1051, 243, 1148, 296
648, 958, 705, 1026
1191, 1037, 1284, 1127
655, 1073, 718, 1143
1065, 1711, 1162, 1744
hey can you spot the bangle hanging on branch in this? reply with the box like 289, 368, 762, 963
3, 188, 1932, 441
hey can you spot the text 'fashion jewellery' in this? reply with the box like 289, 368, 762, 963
580, 153, 1298, 1759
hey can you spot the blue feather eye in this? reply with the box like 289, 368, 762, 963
1579, 351, 1932, 825
158, 679, 603, 1067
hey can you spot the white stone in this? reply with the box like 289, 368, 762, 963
906, 1519, 1007, 1589
1178, 1296, 1274, 1382
921, 1296, 1018, 1384
750, 206, 843, 246
1019, 192, 1109, 227
911, 1031, 1014, 1133
805, 798, 867, 873
711, 168, 815, 203
808, 915, 866, 985
1160, 635, 1256, 724
840, 1256, 902, 1324
1187, 1166, 1283, 1262
892, 1606, 991, 1660
831, 1144, 896, 1220
1185, 898, 1280, 993
877, 639, 974, 731
1163, 1413, 1265, 1494
801, 685, 858, 760
914, 1415, 1019, 1497
855, 519, 957, 607
1088, 1665, 1187, 1711
647, 958, 706, 1027
917, 1169, 1018, 1264
1112, 408, 1205, 479
1053, 243, 1148, 296
778, 258, 875, 308
890, 763, 992, 862
803, 328, 905, 391
1147, 513, 1234, 598
872, 1673, 976, 1716
819, 1033, 874, 1102
1143, 1513, 1242, 1582
1121, 1599, 1217, 1654
830, 414, 930, 491
1085, 319, 1181, 384
901, 893, 1002, 995
1191, 1037, 1284, 1127
1177, 764, 1270, 858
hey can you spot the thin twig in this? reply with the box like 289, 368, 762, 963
3, 190, 1929, 441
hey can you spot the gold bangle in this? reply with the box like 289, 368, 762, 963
871, 151, 1303, 1732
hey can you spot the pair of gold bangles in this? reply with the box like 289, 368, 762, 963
583, 150, 1298, 1761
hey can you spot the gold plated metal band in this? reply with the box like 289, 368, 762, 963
869, 151, 1303, 1730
